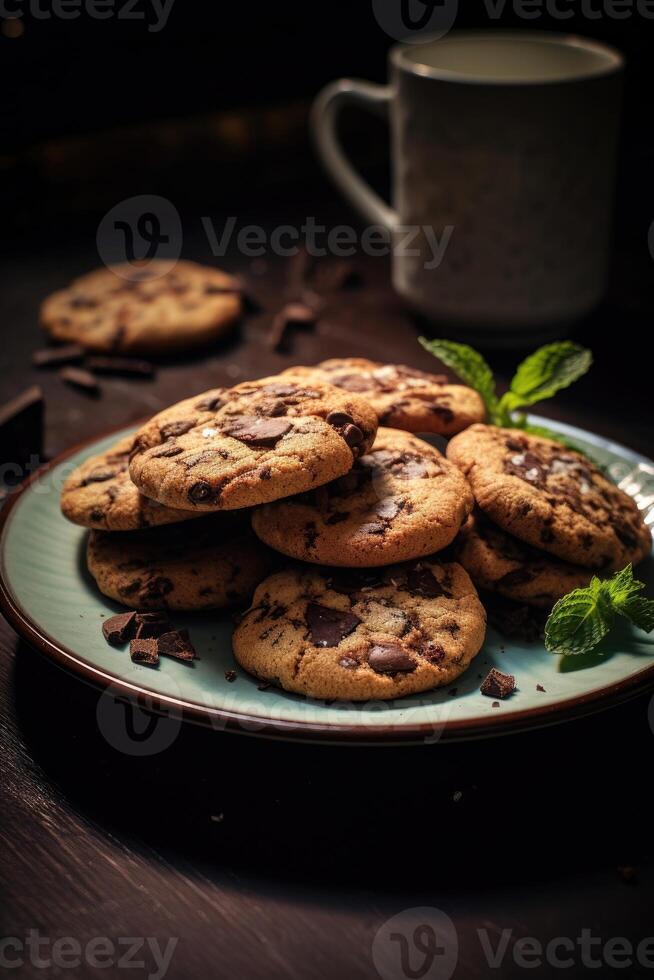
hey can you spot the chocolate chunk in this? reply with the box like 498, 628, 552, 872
406, 565, 448, 598
32, 344, 84, 368
223, 416, 292, 448
188, 480, 217, 504
367, 643, 416, 674
306, 602, 361, 647
143, 576, 174, 599
157, 629, 196, 662
102, 611, 138, 645
0, 387, 44, 486
333, 373, 374, 392
326, 411, 354, 427
59, 366, 100, 394
135, 613, 173, 639
194, 393, 225, 412
268, 302, 317, 351
69, 294, 98, 309
86, 356, 154, 378
375, 498, 400, 520
152, 445, 184, 458
421, 641, 445, 663
505, 451, 546, 486
480, 668, 516, 699
497, 567, 537, 588
81, 468, 117, 485
130, 638, 159, 666
260, 382, 302, 397
160, 419, 196, 440
342, 423, 364, 447
430, 404, 455, 422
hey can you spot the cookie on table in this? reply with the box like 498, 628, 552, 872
447, 424, 651, 571
87, 517, 273, 611
40, 260, 242, 354
128, 376, 378, 512
252, 427, 473, 566
283, 357, 485, 435
61, 435, 200, 531
455, 511, 592, 608
232, 560, 486, 701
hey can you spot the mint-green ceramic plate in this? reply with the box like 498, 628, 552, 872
1, 418, 653, 744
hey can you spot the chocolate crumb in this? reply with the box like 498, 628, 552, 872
480, 668, 516, 699
102, 611, 137, 645
225, 669, 238, 682
130, 638, 159, 666
86, 355, 155, 378
32, 344, 84, 368
59, 366, 100, 394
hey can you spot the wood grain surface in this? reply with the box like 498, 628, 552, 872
1, 205, 653, 979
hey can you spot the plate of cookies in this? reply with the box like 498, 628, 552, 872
1, 354, 653, 743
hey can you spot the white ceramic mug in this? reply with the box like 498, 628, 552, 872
312, 31, 623, 345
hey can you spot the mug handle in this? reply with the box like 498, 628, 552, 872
311, 79, 398, 230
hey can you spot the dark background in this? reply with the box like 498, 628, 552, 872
1, 2, 654, 248
2, 7, 654, 979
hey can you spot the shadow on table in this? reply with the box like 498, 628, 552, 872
11, 639, 653, 894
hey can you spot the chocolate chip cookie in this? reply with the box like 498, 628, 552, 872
87, 516, 273, 610
252, 428, 473, 566
283, 358, 485, 435
447, 425, 651, 570
232, 560, 486, 700
128, 377, 378, 512
40, 260, 242, 354
456, 511, 592, 608
61, 435, 200, 531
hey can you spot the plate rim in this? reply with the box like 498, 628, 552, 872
1, 418, 653, 745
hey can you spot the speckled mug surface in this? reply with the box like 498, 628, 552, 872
313, 32, 623, 345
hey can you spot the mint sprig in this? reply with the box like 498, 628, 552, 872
418, 338, 592, 440
545, 565, 654, 657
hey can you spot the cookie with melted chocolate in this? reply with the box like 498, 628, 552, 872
128, 376, 378, 511
447, 425, 651, 570
232, 559, 486, 700
252, 427, 473, 566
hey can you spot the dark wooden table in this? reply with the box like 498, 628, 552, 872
2, 200, 653, 979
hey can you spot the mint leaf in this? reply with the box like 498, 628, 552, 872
418, 337, 497, 417
616, 596, 654, 633
545, 566, 654, 657
499, 342, 592, 415
545, 578, 614, 656
606, 563, 642, 604
607, 566, 654, 631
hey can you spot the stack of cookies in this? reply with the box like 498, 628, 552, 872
61, 360, 493, 700
447, 424, 651, 608
60, 359, 651, 701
